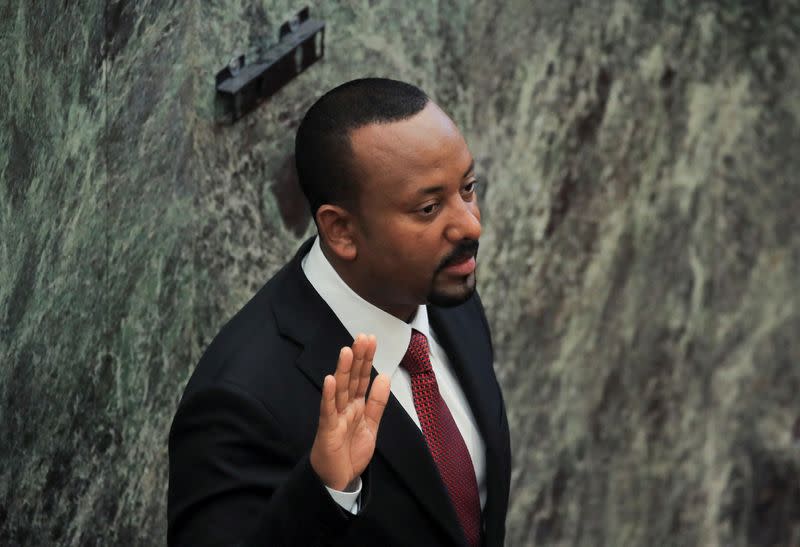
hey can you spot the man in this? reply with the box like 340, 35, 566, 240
168, 78, 511, 546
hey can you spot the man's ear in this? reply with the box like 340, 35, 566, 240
316, 204, 358, 261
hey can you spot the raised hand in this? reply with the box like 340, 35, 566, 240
310, 334, 391, 491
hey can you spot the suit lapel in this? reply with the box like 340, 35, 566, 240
372, 392, 467, 545
428, 303, 498, 459
273, 239, 467, 546
428, 303, 505, 536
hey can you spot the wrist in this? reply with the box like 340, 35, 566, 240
340, 477, 360, 493
310, 447, 349, 490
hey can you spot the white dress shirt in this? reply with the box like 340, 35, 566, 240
301, 236, 487, 514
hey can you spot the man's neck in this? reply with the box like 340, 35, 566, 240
320, 242, 418, 322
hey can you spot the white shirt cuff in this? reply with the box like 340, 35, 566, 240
325, 476, 362, 515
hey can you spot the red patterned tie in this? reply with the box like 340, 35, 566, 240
400, 329, 481, 547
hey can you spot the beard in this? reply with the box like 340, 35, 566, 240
427, 273, 477, 307
426, 239, 479, 307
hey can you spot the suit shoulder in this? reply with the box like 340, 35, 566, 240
432, 290, 493, 358
180, 271, 299, 402
434, 290, 489, 327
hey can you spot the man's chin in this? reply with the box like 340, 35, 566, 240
427, 274, 477, 307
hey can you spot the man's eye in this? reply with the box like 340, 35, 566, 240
464, 181, 478, 194
420, 203, 439, 215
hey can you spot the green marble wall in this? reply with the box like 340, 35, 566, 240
2, 1, 799, 545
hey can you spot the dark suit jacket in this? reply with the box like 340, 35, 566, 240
168, 238, 511, 546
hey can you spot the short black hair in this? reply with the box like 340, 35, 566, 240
294, 78, 429, 219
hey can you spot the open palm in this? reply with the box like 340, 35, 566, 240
310, 334, 391, 491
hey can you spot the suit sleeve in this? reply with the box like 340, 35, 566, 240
167, 380, 363, 547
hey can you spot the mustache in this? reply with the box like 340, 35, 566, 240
437, 240, 480, 271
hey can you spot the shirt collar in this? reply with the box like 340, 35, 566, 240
301, 236, 432, 378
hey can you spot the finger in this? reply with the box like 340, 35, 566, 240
356, 335, 377, 399
319, 375, 337, 429
364, 373, 391, 432
334, 346, 352, 413
348, 334, 365, 400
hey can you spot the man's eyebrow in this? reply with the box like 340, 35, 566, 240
414, 159, 476, 196
417, 185, 445, 196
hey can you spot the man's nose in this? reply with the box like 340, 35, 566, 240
445, 200, 482, 242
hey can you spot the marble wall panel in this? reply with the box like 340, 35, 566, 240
1, 0, 799, 545
1, 2, 113, 544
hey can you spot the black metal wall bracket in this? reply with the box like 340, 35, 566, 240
215, 7, 325, 122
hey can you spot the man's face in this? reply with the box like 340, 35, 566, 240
347, 102, 482, 315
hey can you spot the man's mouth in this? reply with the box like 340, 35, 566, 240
442, 255, 476, 275
439, 240, 479, 276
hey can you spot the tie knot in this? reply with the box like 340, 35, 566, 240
400, 329, 432, 376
